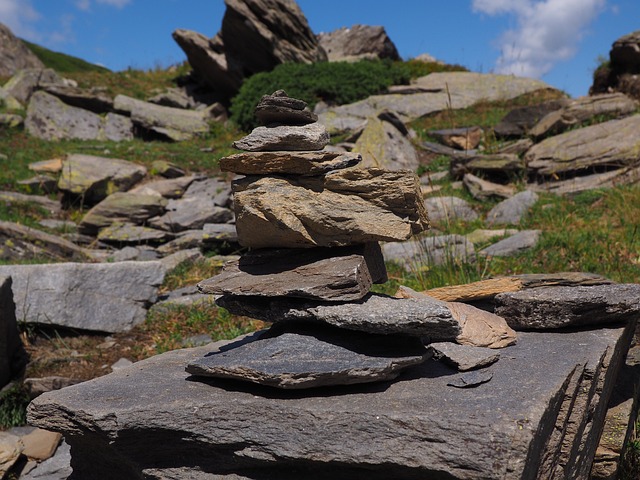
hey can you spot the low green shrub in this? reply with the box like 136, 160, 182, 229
230, 60, 466, 132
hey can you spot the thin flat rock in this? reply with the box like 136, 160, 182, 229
429, 342, 500, 371
217, 292, 462, 339
447, 371, 494, 388
219, 151, 361, 175
232, 122, 329, 152
198, 243, 387, 302
495, 284, 640, 330
187, 323, 430, 389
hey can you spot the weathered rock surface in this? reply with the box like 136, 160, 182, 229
3, 68, 62, 105
317, 24, 399, 62
429, 342, 501, 371
0, 190, 60, 215
529, 93, 638, 138
255, 90, 317, 126
486, 190, 538, 226
0, 113, 22, 128
199, 243, 386, 302
450, 153, 525, 180
21, 440, 71, 480
97, 222, 173, 245
114, 94, 209, 141
17, 174, 57, 195
430, 126, 483, 150
0, 431, 22, 478
79, 192, 167, 235
57, 154, 146, 204
188, 323, 428, 388
220, 150, 361, 175
0, 221, 88, 262
382, 234, 476, 270
526, 114, 640, 176
495, 284, 640, 330
0, 23, 44, 76
233, 122, 329, 152
463, 173, 516, 200
352, 114, 419, 171
319, 72, 553, 134
27, 323, 634, 479
479, 230, 541, 257
129, 175, 200, 199
233, 168, 429, 248
156, 224, 238, 254
0, 261, 165, 333
25, 91, 133, 142
173, 0, 325, 97
149, 199, 233, 233
530, 164, 640, 196
465, 228, 518, 245
41, 83, 114, 114
218, 292, 462, 339
424, 196, 478, 223
1, 276, 28, 389
494, 98, 569, 137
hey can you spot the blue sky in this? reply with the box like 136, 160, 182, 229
1, 0, 637, 98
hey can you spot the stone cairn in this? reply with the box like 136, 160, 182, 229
187, 90, 516, 388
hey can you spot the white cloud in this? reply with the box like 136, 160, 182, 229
96, 0, 132, 8
76, 0, 91, 11
0, 0, 41, 40
472, 0, 606, 78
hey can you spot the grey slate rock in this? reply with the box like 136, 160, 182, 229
187, 323, 430, 389
21, 440, 71, 480
3, 68, 62, 104
382, 234, 476, 271
156, 224, 239, 255
233, 122, 330, 152
479, 230, 541, 257
0, 220, 88, 262
429, 342, 500, 371
494, 99, 569, 137
0, 261, 165, 333
494, 284, 640, 330
450, 153, 525, 180
97, 222, 173, 245
447, 371, 494, 388
486, 190, 538, 226
17, 175, 58, 195
424, 196, 479, 223
27, 324, 634, 479
0, 277, 28, 389
129, 175, 200, 199
220, 150, 361, 176
40, 83, 114, 114
149, 199, 234, 233
217, 292, 462, 339
198, 243, 387, 302
255, 90, 318, 126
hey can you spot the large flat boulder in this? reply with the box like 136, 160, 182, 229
27, 322, 635, 479
0, 276, 28, 389
40, 83, 114, 114
530, 163, 640, 196
318, 73, 553, 134
0, 262, 165, 333
198, 243, 387, 302
57, 154, 146, 205
233, 168, 429, 248
525, 114, 640, 176
25, 91, 133, 142
0, 23, 44, 77
0, 221, 88, 262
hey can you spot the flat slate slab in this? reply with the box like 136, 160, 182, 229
428, 342, 500, 371
198, 243, 387, 302
219, 151, 361, 175
187, 323, 429, 389
27, 323, 634, 479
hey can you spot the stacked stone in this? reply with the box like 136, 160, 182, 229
188, 91, 456, 388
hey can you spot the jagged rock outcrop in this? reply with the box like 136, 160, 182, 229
0, 23, 44, 77
317, 24, 400, 62
173, 0, 326, 98
591, 30, 640, 100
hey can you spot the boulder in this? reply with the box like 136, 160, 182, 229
57, 154, 146, 205
17, 175, 57, 195
0, 87, 22, 110
317, 24, 400, 62
0, 432, 23, 478
479, 230, 541, 257
382, 234, 476, 270
113, 94, 209, 141
97, 223, 173, 245
352, 113, 419, 171
0, 261, 165, 333
27, 323, 634, 479
147, 87, 198, 110
495, 284, 640, 330
172, 0, 326, 97
493, 99, 569, 138
151, 160, 185, 178
79, 192, 167, 235
218, 292, 462, 339
198, 243, 387, 302
129, 175, 200, 199
220, 150, 361, 175
463, 173, 516, 200
156, 224, 238, 255
529, 93, 638, 138
3, 68, 62, 105
232, 122, 330, 152
465, 228, 518, 245
530, 163, 640, 196
187, 323, 429, 389
429, 342, 500, 371
0, 23, 44, 76
0, 221, 88, 262
149, 198, 234, 233
318, 73, 554, 135
430, 126, 483, 150
0, 191, 60, 215
40, 83, 113, 114
486, 190, 538, 226
0, 277, 28, 389
525, 114, 640, 176
450, 153, 525, 180
25, 91, 133, 142
0, 113, 22, 128
423, 196, 478, 223
233, 168, 430, 248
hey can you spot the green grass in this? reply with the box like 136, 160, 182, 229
22, 40, 110, 73
0, 382, 30, 429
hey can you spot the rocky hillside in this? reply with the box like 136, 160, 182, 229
1, 3, 640, 479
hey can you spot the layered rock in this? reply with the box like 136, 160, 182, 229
317, 24, 400, 62
0, 23, 44, 77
